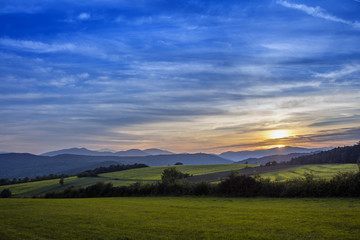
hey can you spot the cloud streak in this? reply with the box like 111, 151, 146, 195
210, 128, 360, 150
277, 0, 360, 29
314, 64, 360, 79
0, 38, 76, 53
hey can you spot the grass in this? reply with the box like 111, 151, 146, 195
0, 197, 359, 239
0, 176, 110, 197
100, 163, 254, 182
260, 164, 359, 181
2, 164, 357, 197
0, 164, 252, 197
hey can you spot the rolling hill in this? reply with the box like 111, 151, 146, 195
0, 163, 251, 197
238, 153, 311, 165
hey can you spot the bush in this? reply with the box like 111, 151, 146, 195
0, 189, 12, 198
192, 181, 214, 195
218, 172, 258, 197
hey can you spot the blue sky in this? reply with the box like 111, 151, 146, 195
0, 0, 359, 154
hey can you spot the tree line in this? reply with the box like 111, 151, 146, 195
43, 167, 360, 198
0, 174, 71, 186
289, 142, 360, 165
76, 163, 148, 177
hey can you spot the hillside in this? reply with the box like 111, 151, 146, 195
0, 153, 231, 179
238, 153, 311, 165
289, 143, 360, 165
0, 163, 250, 197
259, 164, 359, 181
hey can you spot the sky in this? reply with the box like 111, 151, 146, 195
0, 0, 359, 154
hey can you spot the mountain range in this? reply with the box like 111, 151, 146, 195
0, 152, 231, 179
0, 146, 334, 179
41, 147, 173, 157
219, 146, 332, 162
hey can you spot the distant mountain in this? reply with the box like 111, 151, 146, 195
219, 146, 331, 162
114, 149, 149, 157
41, 147, 115, 157
238, 153, 312, 165
41, 147, 173, 157
143, 148, 173, 155
0, 153, 231, 179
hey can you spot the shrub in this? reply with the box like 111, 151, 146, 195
0, 189, 11, 198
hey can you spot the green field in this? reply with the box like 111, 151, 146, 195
100, 163, 255, 182
260, 164, 359, 181
0, 197, 359, 239
0, 164, 251, 197
2, 163, 358, 197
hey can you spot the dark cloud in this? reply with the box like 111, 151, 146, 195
309, 115, 360, 127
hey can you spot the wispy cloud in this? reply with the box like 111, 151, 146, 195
0, 38, 76, 53
314, 64, 360, 79
210, 128, 360, 150
0, 37, 120, 61
277, 0, 360, 29
309, 115, 360, 127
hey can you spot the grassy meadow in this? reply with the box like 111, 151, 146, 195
260, 164, 359, 181
1, 197, 359, 240
1, 163, 359, 197
0, 163, 252, 197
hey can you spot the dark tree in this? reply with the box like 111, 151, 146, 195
174, 162, 183, 165
59, 177, 64, 186
0, 189, 12, 198
161, 167, 190, 184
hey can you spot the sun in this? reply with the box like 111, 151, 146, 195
268, 130, 291, 139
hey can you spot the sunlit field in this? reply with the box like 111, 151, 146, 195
260, 164, 359, 181
0, 197, 359, 240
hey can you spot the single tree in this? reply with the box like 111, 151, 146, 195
0, 189, 11, 198
59, 177, 64, 186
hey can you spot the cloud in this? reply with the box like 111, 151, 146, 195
277, 0, 360, 29
210, 127, 360, 150
77, 12, 91, 20
314, 64, 360, 79
308, 114, 360, 127
0, 38, 76, 53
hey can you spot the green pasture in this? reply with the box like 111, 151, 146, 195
0, 176, 110, 198
260, 164, 359, 181
1, 197, 359, 240
0, 164, 251, 197
100, 163, 254, 182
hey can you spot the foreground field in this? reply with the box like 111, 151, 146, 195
260, 164, 358, 181
0, 163, 252, 197
0, 197, 359, 239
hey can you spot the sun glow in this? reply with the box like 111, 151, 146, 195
275, 144, 285, 148
268, 130, 292, 139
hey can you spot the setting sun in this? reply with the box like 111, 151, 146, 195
268, 130, 292, 139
